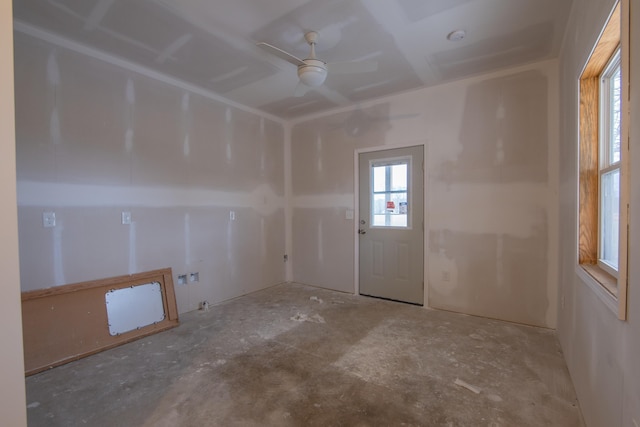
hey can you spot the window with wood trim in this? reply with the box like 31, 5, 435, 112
578, 0, 629, 319
598, 49, 621, 277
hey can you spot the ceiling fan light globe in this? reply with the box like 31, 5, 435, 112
298, 63, 327, 87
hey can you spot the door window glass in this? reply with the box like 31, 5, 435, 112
371, 160, 409, 227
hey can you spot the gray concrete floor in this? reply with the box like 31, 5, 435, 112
25, 283, 583, 426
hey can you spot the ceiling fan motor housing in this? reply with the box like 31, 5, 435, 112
298, 59, 327, 86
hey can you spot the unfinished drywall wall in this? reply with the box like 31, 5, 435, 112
291, 61, 558, 328
14, 33, 286, 313
557, 0, 640, 425
1, 2, 27, 426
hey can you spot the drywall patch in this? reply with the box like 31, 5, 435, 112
260, 217, 267, 261
181, 92, 191, 157
47, 51, 62, 145
52, 222, 65, 286
128, 221, 137, 275
292, 207, 354, 293
46, 51, 60, 85
428, 246, 458, 296
125, 77, 135, 103
316, 135, 323, 173
17, 181, 285, 212
317, 217, 324, 266
435, 70, 548, 185
429, 23, 554, 81
49, 109, 61, 145
496, 234, 504, 288
226, 215, 236, 281
184, 213, 191, 266
396, 0, 474, 24
428, 227, 549, 327
428, 182, 548, 238
259, 117, 267, 174
124, 78, 135, 152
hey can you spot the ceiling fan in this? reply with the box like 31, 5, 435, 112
257, 31, 378, 97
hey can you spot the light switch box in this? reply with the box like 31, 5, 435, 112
121, 211, 132, 225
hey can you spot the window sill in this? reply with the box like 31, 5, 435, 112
576, 264, 618, 315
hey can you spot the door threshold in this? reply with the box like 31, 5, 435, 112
359, 293, 423, 307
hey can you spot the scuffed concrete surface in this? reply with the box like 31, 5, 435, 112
25, 283, 583, 426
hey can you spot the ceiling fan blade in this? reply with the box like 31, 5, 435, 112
257, 42, 305, 67
293, 82, 309, 97
327, 60, 378, 74
314, 85, 350, 105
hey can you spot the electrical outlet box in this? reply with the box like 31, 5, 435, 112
189, 272, 199, 282
121, 211, 132, 225
177, 274, 187, 285
43, 212, 56, 228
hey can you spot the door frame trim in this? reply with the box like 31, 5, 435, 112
353, 141, 429, 307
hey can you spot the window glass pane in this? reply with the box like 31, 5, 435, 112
372, 194, 386, 215
390, 215, 408, 227
390, 192, 407, 213
390, 164, 407, 191
373, 166, 386, 192
609, 65, 621, 164
390, 191, 408, 227
600, 168, 620, 269
372, 215, 387, 227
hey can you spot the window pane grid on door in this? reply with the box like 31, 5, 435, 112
371, 162, 409, 228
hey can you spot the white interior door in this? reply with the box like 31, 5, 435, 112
358, 146, 424, 305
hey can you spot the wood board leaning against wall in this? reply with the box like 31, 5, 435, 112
22, 268, 179, 376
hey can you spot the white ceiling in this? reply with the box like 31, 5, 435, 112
13, 0, 573, 119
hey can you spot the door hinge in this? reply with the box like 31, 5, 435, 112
284, 254, 288, 262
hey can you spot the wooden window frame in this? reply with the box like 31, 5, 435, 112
578, 0, 629, 320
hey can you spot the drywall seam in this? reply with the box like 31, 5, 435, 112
17, 181, 284, 214
428, 183, 549, 238
13, 20, 286, 126
557, 0, 580, 63
289, 59, 559, 125
291, 194, 353, 208
546, 59, 560, 328
284, 123, 293, 282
